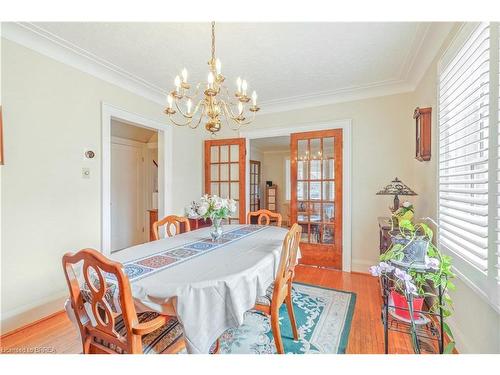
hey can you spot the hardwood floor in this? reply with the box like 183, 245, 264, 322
0, 266, 421, 354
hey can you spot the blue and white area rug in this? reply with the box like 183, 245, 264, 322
219, 283, 356, 354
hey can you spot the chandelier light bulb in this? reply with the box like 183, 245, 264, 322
242, 80, 248, 95
167, 94, 173, 108
181, 68, 188, 83
216, 59, 222, 75
208, 72, 215, 87
186, 98, 192, 114
251, 91, 257, 106
174, 75, 181, 91
236, 77, 242, 93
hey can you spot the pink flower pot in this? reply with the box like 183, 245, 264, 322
391, 290, 424, 320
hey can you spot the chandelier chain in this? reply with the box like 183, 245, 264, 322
211, 21, 216, 61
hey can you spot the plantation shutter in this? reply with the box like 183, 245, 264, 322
496, 23, 500, 284
438, 23, 490, 272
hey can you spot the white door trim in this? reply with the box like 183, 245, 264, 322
239, 119, 352, 272
101, 102, 173, 256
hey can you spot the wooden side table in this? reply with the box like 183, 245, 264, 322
148, 209, 158, 241
378, 217, 392, 254
188, 217, 212, 230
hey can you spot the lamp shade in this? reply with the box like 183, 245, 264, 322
376, 177, 417, 197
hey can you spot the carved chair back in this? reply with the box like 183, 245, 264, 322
272, 223, 301, 304
247, 209, 282, 227
62, 248, 141, 354
153, 215, 191, 240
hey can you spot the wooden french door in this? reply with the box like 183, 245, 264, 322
290, 129, 343, 269
204, 138, 246, 224
249, 160, 261, 211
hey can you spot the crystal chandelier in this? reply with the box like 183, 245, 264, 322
164, 22, 260, 134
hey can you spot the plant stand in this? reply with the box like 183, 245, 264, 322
380, 264, 446, 354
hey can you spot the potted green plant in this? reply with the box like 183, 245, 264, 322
370, 216, 457, 353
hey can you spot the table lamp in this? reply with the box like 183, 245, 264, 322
376, 177, 417, 212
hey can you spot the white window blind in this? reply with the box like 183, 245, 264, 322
496, 23, 500, 284
438, 23, 490, 273
439, 22, 500, 309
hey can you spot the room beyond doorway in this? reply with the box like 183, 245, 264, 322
110, 120, 159, 252
249, 136, 291, 227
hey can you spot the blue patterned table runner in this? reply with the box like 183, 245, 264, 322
116, 225, 268, 282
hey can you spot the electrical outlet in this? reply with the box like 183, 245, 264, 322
82, 168, 90, 179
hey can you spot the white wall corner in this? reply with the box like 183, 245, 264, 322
1, 22, 166, 106
405, 22, 457, 90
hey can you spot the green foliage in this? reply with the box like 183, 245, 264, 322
380, 211, 457, 353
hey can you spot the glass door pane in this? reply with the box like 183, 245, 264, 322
249, 160, 261, 212
290, 129, 343, 269
205, 139, 246, 224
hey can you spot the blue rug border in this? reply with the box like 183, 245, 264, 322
292, 281, 357, 354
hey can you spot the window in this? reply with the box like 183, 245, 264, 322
438, 22, 500, 308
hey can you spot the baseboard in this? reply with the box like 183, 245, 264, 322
445, 314, 473, 353
351, 259, 374, 274
0, 291, 68, 335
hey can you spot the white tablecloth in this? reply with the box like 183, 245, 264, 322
67, 224, 289, 354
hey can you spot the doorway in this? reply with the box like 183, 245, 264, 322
291, 129, 343, 268
240, 121, 352, 272
249, 136, 291, 226
110, 120, 158, 252
101, 103, 173, 256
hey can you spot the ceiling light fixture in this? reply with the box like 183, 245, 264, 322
164, 22, 260, 135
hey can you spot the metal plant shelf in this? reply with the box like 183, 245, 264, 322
379, 264, 446, 354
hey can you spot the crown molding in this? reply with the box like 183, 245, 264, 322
405, 22, 456, 88
1, 22, 167, 105
260, 22, 456, 115
259, 79, 414, 114
1, 22, 455, 115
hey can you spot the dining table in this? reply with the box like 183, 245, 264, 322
65, 224, 291, 354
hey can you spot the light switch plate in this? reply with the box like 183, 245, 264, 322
82, 168, 90, 179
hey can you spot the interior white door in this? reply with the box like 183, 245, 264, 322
111, 142, 145, 251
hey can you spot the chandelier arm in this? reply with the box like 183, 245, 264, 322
182, 82, 203, 101
190, 103, 206, 129
221, 104, 242, 131
173, 99, 192, 119
220, 98, 242, 121
234, 110, 256, 126
167, 113, 195, 127
173, 96, 204, 119
220, 85, 239, 106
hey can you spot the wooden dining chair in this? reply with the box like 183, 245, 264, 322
247, 209, 282, 227
254, 223, 302, 354
62, 248, 187, 354
153, 215, 191, 240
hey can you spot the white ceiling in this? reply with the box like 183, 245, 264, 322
4, 22, 455, 112
111, 119, 157, 143
252, 136, 290, 152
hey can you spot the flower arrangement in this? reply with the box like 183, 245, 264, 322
186, 195, 237, 241
187, 194, 237, 220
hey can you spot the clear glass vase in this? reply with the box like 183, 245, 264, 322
210, 218, 223, 241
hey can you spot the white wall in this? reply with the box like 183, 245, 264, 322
261, 150, 289, 217
0, 38, 204, 333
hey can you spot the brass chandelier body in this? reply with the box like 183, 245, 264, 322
164, 22, 260, 134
